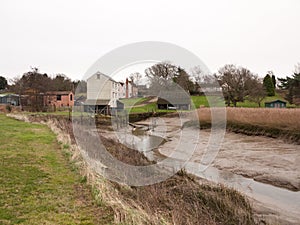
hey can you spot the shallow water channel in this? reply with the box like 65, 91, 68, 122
122, 121, 300, 224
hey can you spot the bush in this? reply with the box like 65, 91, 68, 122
5, 104, 12, 112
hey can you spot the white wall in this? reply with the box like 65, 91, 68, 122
87, 72, 120, 107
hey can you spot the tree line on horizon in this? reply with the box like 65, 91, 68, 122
0, 63, 299, 107
143, 62, 300, 107
0, 68, 87, 94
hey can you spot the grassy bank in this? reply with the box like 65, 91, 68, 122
26, 114, 256, 225
196, 108, 300, 143
0, 114, 113, 224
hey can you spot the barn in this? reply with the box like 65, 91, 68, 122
157, 91, 191, 110
0, 93, 20, 106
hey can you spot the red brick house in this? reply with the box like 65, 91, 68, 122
44, 91, 74, 108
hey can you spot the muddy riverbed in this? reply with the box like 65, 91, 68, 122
132, 116, 300, 225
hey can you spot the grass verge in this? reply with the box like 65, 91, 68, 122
0, 114, 113, 225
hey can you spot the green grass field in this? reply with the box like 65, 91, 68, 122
120, 95, 297, 114
0, 114, 113, 224
120, 97, 157, 113
237, 94, 296, 108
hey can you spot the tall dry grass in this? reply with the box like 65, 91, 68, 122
197, 108, 300, 130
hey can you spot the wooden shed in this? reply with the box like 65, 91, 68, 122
265, 99, 287, 108
0, 93, 20, 106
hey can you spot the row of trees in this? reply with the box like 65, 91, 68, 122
142, 62, 300, 107
10, 67, 74, 94
3, 68, 86, 111
143, 62, 265, 107
3, 68, 87, 94
1, 63, 299, 107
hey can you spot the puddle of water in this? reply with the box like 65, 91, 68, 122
114, 126, 166, 161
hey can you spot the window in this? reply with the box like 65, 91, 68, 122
57, 95, 62, 101
97, 74, 100, 79
70, 94, 73, 101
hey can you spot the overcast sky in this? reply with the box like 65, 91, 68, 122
1, 0, 299, 81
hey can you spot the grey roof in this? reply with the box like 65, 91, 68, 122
84, 99, 110, 105
157, 91, 191, 105
0, 93, 19, 98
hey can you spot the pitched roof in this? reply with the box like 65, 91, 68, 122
265, 99, 287, 104
46, 91, 73, 95
87, 71, 117, 83
157, 90, 191, 105
0, 93, 19, 98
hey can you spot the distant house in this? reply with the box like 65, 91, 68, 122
198, 83, 222, 95
157, 91, 191, 110
265, 99, 287, 108
0, 93, 20, 106
136, 85, 148, 97
44, 91, 74, 108
118, 78, 138, 99
85, 72, 124, 114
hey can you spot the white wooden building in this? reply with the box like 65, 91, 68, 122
87, 72, 119, 108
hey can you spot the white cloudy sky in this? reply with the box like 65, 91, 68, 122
1, 0, 299, 81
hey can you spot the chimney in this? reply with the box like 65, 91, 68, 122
125, 78, 129, 98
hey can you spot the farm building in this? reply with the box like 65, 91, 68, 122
0, 93, 20, 106
44, 91, 74, 108
157, 91, 191, 110
265, 99, 287, 108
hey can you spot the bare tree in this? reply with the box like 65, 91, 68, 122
215, 64, 257, 107
129, 72, 142, 85
11, 68, 50, 111
248, 78, 266, 107
145, 62, 179, 93
51, 74, 73, 91
191, 65, 220, 95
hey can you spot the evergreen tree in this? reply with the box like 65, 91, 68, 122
278, 73, 300, 104
272, 75, 276, 88
263, 74, 275, 96
0, 76, 8, 90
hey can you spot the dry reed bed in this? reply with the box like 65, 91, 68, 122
197, 107, 300, 130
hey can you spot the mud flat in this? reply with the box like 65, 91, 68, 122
136, 116, 300, 224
